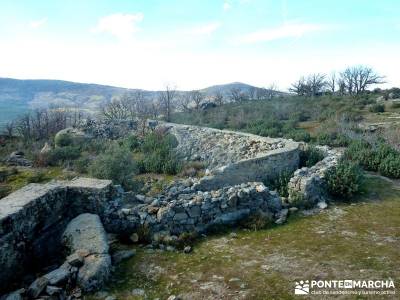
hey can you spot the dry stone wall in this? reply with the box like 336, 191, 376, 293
165, 123, 301, 190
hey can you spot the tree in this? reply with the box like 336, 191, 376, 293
177, 93, 192, 112
327, 72, 337, 93
340, 66, 385, 95
4, 122, 14, 138
158, 84, 176, 122
213, 90, 225, 106
101, 98, 131, 121
290, 74, 327, 97
190, 90, 205, 110
229, 87, 248, 102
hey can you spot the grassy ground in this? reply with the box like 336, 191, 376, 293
88, 175, 400, 300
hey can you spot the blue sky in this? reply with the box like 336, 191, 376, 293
0, 0, 399, 90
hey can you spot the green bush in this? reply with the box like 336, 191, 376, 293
300, 146, 324, 168
285, 129, 311, 142
325, 160, 363, 199
74, 152, 92, 173
54, 132, 73, 147
89, 143, 137, 188
122, 135, 141, 151
267, 171, 292, 198
378, 154, 400, 178
315, 132, 350, 147
0, 185, 12, 199
138, 132, 181, 175
46, 146, 81, 166
369, 103, 385, 113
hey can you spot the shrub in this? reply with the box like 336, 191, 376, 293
122, 134, 141, 151
267, 171, 292, 198
54, 132, 73, 147
27, 171, 48, 183
138, 132, 181, 175
74, 152, 92, 173
300, 146, 324, 168
369, 103, 385, 113
325, 160, 363, 199
378, 154, 400, 178
0, 185, 11, 199
46, 146, 81, 166
285, 129, 311, 142
315, 132, 350, 147
89, 143, 137, 188
390, 101, 400, 109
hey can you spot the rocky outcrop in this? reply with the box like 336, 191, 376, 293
287, 146, 343, 207
3, 151, 32, 167
62, 213, 111, 292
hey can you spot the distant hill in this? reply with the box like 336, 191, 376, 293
0, 78, 284, 127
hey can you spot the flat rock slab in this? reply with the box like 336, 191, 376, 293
62, 213, 109, 255
62, 213, 111, 292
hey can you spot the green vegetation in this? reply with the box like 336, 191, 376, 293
89, 143, 138, 189
299, 146, 324, 168
345, 140, 400, 178
325, 159, 364, 199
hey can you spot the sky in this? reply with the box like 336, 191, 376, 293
0, 0, 399, 91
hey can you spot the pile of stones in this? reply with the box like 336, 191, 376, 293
3, 151, 32, 167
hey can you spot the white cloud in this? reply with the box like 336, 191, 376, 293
237, 23, 325, 44
189, 22, 221, 35
92, 13, 144, 40
28, 18, 47, 29
223, 1, 232, 11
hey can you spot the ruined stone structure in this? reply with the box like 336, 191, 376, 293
0, 122, 341, 298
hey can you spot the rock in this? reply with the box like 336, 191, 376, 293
66, 252, 84, 268
28, 277, 49, 298
3, 151, 32, 167
62, 213, 109, 255
105, 296, 116, 300
229, 232, 238, 239
289, 207, 298, 213
62, 214, 111, 292
55, 127, 88, 147
131, 288, 145, 296
317, 201, 328, 209
129, 233, 139, 243
183, 246, 192, 253
167, 295, 180, 300
40, 143, 52, 154
77, 254, 111, 292
3, 289, 24, 300
44, 266, 71, 285
275, 208, 289, 225
112, 249, 136, 264
45, 286, 62, 296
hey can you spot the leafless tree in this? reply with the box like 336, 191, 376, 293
266, 83, 278, 99
101, 98, 131, 121
190, 90, 205, 110
229, 87, 243, 102
290, 74, 326, 97
340, 66, 384, 95
158, 84, 177, 122
327, 72, 337, 93
4, 122, 14, 137
213, 90, 225, 106
248, 87, 257, 100
177, 94, 192, 112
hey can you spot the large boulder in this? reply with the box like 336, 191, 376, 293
54, 128, 89, 147
62, 214, 111, 292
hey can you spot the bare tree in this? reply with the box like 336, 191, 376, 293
266, 83, 278, 99
190, 90, 205, 110
4, 122, 14, 138
340, 66, 384, 95
327, 72, 337, 93
248, 87, 257, 100
290, 74, 326, 97
177, 94, 192, 112
213, 90, 225, 106
229, 87, 243, 102
158, 84, 177, 122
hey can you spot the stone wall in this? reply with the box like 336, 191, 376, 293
0, 178, 114, 294
287, 146, 343, 207
165, 123, 301, 190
